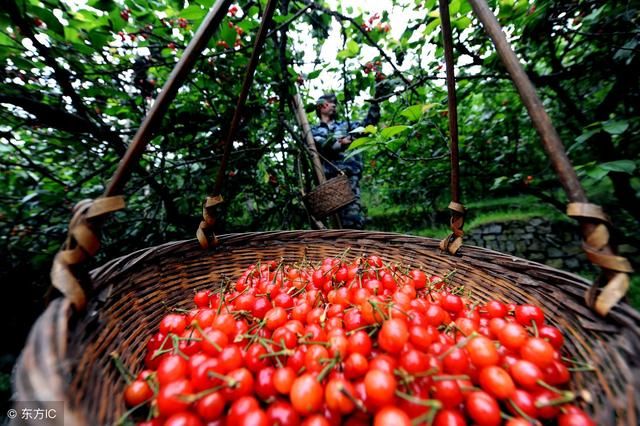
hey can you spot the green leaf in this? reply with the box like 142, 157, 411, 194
10, 56, 33, 70
347, 39, 360, 54
272, 13, 294, 24
363, 125, 377, 135
599, 160, 636, 174
307, 69, 321, 80
0, 32, 18, 54
108, 7, 126, 32
490, 176, 508, 191
337, 39, 360, 60
575, 129, 597, 144
380, 125, 409, 138
88, 29, 110, 48
424, 18, 441, 36
31, 7, 64, 36
64, 26, 81, 43
450, 0, 461, 15
602, 120, 629, 135
88, 0, 115, 12
348, 137, 372, 150
180, 5, 206, 20
400, 105, 423, 122
454, 16, 471, 30
586, 167, 609, 181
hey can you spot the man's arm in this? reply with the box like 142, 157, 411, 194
312, 125, 342, 156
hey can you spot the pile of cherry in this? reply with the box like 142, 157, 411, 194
118, 255, 596, 426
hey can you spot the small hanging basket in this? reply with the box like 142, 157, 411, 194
303, 174, 356, 219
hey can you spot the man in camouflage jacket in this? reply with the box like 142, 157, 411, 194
311, 93, 380, 229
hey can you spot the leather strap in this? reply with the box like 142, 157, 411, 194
51, 196, 125, 310
440, 202, 466, 255
567, 202, 634, 315
197, 195, 223, 249
567, 202, 610, 223
448, 201, 465, 214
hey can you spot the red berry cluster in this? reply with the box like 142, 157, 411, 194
120, 8, 131, 21
363, 61, 385, 82
119, 255, 595, 426
361, 14, 390, 33
228, 5, 239, 17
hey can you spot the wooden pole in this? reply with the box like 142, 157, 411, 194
290, 92, 342, 229
469, 0, 632, 314
291, 93, 326, 185
105, 0, 232, 196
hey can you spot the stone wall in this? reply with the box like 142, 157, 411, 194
464, 218, 594, 274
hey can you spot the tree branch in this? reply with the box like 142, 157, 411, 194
298, 0, 418, 97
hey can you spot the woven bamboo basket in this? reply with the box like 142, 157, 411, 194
304, 174, 357, 218
14, 231, 640, 425
12, 0, 640, 424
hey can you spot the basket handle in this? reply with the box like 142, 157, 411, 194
197, 0, 279, 248
51, 0, 234, 310
455, 0, 633, 315
437, 0, 466, 256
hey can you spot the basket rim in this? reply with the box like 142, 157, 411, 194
91, 229, 591, 285
14, 229, 640, 426
87, 229, 640, 324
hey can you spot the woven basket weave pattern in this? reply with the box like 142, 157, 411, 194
304, 175, 356, 218
14, 230, 640, 425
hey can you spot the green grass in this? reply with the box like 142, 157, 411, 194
412, 225, 451, 239
365, 194, 640, 310
465, 195, 542, 210
465, 208, 568, 229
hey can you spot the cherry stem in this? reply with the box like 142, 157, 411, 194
340, 387, 367, 413
115, 399, 151, 426
171, 334, 190, 360
561, 356, 594, 370
143, 373, 159, 394
536, 379, 568, 395
191, 322, 221, 353
432, 374, 470, 382
207, 370, 237, 387
508, 399, 540, 424
151, 333, 173, 360
301, 340, 331, 347
180, 384, 225, 403
345, 324, 378, 335
395, 390, 442, 409
438, 331, 478, 361
531, 320, 539, 337
259, 349, 294, 359
368, 300, 389, 322
535, 392, 576, 408
110, 352, 134, 385
316, 355, 340, 382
